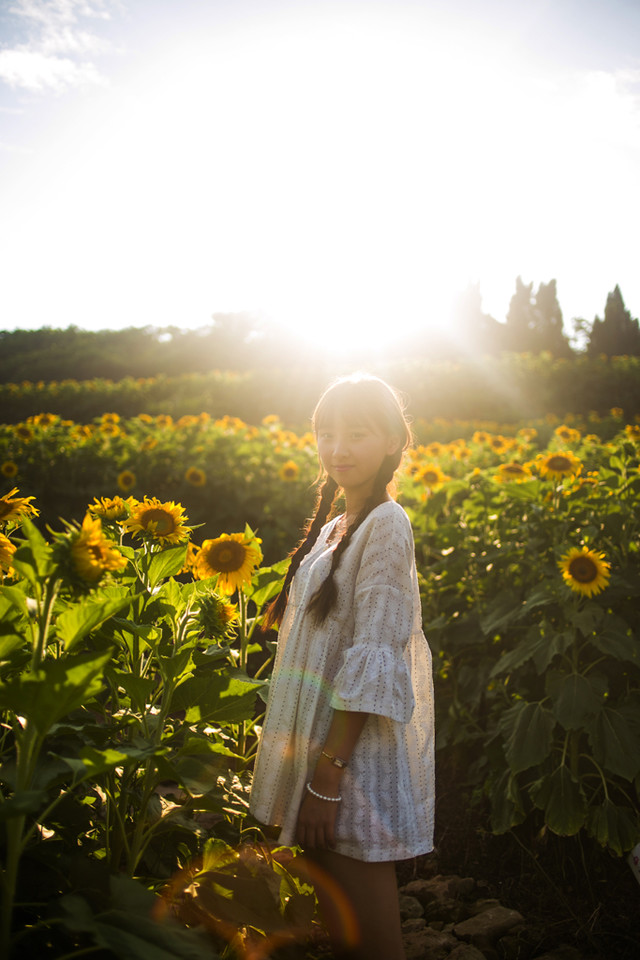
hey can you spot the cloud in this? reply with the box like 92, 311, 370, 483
0, 0, 118, 92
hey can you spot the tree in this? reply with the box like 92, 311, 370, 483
450, 283, 502, 355
534, 279, 572, 356
587, 285, 640, 357
503, 277, 572, 355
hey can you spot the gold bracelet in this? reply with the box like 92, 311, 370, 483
321, 749, 348, 769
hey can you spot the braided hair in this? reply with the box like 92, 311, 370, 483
263, 374, 411, 629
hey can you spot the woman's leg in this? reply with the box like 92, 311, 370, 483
302, 849, 406, 960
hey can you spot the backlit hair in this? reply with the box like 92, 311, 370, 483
263, 374, 411, 628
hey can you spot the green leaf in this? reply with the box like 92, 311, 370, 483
55, 588, 133, 651
589, 617, 638, 664
546, 670, 606, 730
488, 768, 526, 834
0, 584, 30, 619
529, 765, 587, 835
586, 706, 640, 781
170, 671, 265, 724
567, 602, 605, 637
246, 559, 289, 607
499, 701, 555, 774
587, 799, 640, 855
0, 789, 47, 821
201, 837, 240, 873
11, 518, 55, 585
479, 591, 521, 635
110, 671, 156, 710
146, 544, 188, 589
0, 650, 112, 735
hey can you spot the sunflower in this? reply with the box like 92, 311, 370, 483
279, 460, 300, 482
537, 450, 582, 481
1, 461, 18, 479
554, 425, 581, 444
417, 464, 450, 491
33, 413, 58, 428
89, 495, 131, 521
123, 497, 191, 544
625, 424, 640, 442
425, 442, 443, 458
517, 427, 537, 442
100, 423, 121, 438
185, 467, 206, 487
0, 533, 16, 579
71, 515, 128, 583
262, 414, 280, 426
117, 470, 137, 492
0, 487, 39, 526
198, 592, 239, 640
155, 415, 174, 428
101, 413, 121, 424
14, 424, 33, 441
558, 546, 611, 598
194, 531, 263, 595
610, 407, 623, 418
472, 431, 491, 445
495, 462, 532, 483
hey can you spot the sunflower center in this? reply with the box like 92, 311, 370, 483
140, 508, 176, 535
547, 455, 572, 471
207, 540, 246, 572
568, 556, 598, 583
423, 471, 439, 484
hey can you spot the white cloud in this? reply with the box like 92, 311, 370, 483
1, 0, 118, 92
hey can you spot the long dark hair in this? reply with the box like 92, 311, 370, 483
263, 374, 411, 629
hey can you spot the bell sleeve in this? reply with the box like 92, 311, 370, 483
329, 507, 417, 723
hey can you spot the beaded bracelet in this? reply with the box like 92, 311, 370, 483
306, 782, 342, 802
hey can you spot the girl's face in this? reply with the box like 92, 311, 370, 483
316, 417, 400, 505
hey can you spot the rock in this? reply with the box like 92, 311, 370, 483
402, 918, 427, 933
423, 896, 467, 924
402, 925, 459, 960
447, 876, 477, 899
399, 893, 425, 919
447, 945, 488, 960
401, 876, 453, 906
454, 905, 525, 943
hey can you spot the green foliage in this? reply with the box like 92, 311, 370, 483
403, 421, 640, 857
0, 513, 298, 958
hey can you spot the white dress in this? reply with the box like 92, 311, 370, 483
250, 500, 435, 862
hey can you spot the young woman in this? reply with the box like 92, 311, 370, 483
250, 374, 435, 960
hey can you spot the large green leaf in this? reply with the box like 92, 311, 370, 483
546, 670, 606, 730
490, 625, 568, 678
170, 671, 265, 724
479, 591, 521, 635
499, 700, 555, 774
589, 616, 638, 664
586, 706, 640, 781
0, 650, 112, 735
11, 518, 55, 586
586, 799, 640, 855
59, 874, 217, 960
488, 768, 526, 834
55, 587, 134, 650
529, 765, 587, 835
146, 545, 189, 589
0, 583, 30, 620
0, 789, 46, 821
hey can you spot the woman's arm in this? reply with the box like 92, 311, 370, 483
295, 709, 369, 849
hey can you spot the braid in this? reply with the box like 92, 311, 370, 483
262, 476, 339, 629
307, 453, 398, 624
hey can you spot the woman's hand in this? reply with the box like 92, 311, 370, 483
295, 787, 340, 849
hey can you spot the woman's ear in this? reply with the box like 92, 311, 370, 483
386, 434, 402, 456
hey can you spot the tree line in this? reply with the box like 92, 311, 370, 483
0, 280, 638, 384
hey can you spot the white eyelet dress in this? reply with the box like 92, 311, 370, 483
250, 500, 435, 862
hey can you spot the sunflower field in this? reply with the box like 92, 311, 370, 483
1, 406, 640, 957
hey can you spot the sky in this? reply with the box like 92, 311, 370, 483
0, 0, 639, 354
